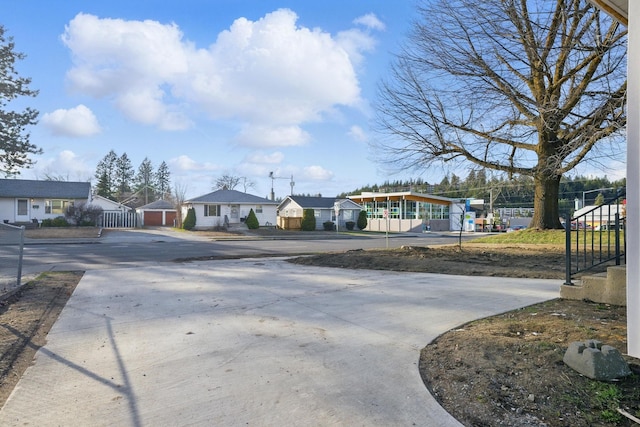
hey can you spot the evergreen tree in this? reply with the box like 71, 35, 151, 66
357, 210, 368, 230
135, 158, 155, 205
95, 150, 118, 200
0, 26, 40, 176
114, 153, 134, 199
156, 161, 171, 200
245, 208, 259, 229
183, 207, 196, 230
301, 208, 316, 231
95, 171, 112, 199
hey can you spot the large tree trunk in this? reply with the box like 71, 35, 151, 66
530, 173, 564, 229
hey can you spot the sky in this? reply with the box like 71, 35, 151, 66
4, 0, 421, 199
3, 1, 626, 200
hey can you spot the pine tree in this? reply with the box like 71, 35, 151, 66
156, 161, 171, 200
114, 153, 134, 200
135, 158, 155, 205
0, 26, 40, 176
95, 150, 118, 200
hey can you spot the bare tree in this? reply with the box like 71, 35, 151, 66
374, 0, 626, 229
213, 173, 254, 191
172, 182, 189, 228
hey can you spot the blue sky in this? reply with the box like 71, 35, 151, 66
4, 1, 625, 200
5, 0, 421, 199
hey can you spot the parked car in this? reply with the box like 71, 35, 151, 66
506, 225, 526, 232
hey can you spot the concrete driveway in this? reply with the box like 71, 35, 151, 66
0, 258, 559, 426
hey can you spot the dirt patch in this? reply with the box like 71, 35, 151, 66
0, 272, 82, 407
288, 243, 570, 279
24, 227, 100, 239
422, 299, 639, 426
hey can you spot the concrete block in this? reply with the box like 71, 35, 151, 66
560, 283, 584, 301
581, 274, 607, 302
604, 266, 627, 306
563, 340, 631, 380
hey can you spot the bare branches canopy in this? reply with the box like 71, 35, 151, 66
374, 0, 627, 228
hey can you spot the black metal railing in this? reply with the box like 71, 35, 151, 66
564, 189, 626, 285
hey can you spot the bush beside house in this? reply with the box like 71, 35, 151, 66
357, 210, 368, 230
301, 209, 316, 231
41, 216, 70, 227
183, 207, 196, 230
245, 209, 259, 229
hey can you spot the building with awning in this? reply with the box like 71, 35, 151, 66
348, 191, 470, 232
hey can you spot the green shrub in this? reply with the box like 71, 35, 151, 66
357, 210, 368, 230
323, 221, 335, 231
245, 208, 259, 229
42, 216, 69, 227
345, 221, 355, 230
183, 207, 196, 230
301, 209, 316, 231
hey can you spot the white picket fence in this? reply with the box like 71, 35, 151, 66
100, 211, 138, 228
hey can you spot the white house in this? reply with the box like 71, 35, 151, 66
183, 189, 278, 230
277, 196, 363, 230
0, 179, 91, 225
89, 194, 132, 213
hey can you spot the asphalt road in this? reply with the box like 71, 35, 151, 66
1, 230, 480, 279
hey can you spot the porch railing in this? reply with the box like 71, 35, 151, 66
564, 189, 626, 285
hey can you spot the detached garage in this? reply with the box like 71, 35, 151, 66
136, 200, 177, 227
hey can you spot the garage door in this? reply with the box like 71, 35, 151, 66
144, 211, 163, 226
165, 211, 177, 226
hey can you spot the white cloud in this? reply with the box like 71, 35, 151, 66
303, 165, 334, 181
348, 125, 368, 142
28, 150, 93, 181
353, 13, 386, 31
235, 125, 310, 147
169, 155, 218, 171
41, 105, 101, 137
244, 151, 284, 164
62, 9, 377, 140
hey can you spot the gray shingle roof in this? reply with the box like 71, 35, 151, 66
0, 179, 91, 199
289, 196, 340, 209
187, 189, 278, 204
137, 200, 176, 210
137, 199, 176, 210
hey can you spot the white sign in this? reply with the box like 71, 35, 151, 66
383, 209, 388, 218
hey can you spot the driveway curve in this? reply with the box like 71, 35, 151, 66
0, 258, 559, 426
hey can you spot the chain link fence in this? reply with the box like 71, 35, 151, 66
0, 223, 25, 294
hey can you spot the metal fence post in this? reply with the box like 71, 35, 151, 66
564, 216, 573, 285
16, 226, 25, 288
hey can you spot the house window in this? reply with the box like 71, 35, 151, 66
255, 205, 263, 213
204, 204, 221, 217
45, 200, 73, 215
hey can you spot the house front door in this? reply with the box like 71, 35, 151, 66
230, 205, 240, 223
16, 199, 29, 222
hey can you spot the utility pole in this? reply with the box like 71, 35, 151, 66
269, 172, 295, 200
